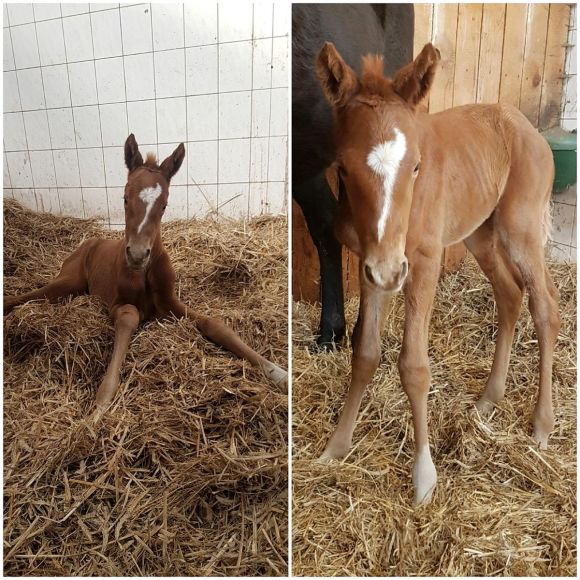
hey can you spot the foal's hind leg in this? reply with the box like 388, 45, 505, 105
464, 219, 525, 412
498, 215, 560, 448
169, 300, 287, 386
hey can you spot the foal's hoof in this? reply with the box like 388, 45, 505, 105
533, 430, 550, 450
475, 398, 495, 415
318, 440, 350, 462
3, 297, 17, 315
265, 363, 287, 387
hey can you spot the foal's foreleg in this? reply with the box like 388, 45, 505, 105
320, 282, 390, 460
170, 300, 287, 386
398, 253, 440, 504
95, 304, 140, 409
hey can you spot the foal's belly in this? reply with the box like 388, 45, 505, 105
442, 181, 504, 247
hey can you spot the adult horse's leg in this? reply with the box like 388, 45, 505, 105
169, 300, 287, 387
95, 304, 140, 409
398, 250, 440, 505
4, 251, 88, 314
294, 173, 345, 348
320, 276, 390, 460
464, 219, 525, 412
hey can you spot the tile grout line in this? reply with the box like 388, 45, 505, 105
150, 3, 160, 178
247, 5, 255, 219
216, 4, 220, 216
2, 133, 290, 155
7, 11, 38, 212
3, 17, 16, 203
4, 86, 289, 115
31, 3, 61, 214
182, 3, 189, 218
88, 8, 104, 222
265, 3, 275, 212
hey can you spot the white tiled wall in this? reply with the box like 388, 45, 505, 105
3, 3, 289, 227
561, 3, 576, 131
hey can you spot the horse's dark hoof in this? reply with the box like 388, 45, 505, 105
312, 328, 345, 352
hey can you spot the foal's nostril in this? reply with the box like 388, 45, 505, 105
400, 259, 408, 279
145, 249, 151, 257
126, 246, 131, 256
364, 264, 375, 286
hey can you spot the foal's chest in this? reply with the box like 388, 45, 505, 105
115, 272, 157, 319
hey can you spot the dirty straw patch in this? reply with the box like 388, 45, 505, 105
4, 200, 288, 577
292, 257, 576, 577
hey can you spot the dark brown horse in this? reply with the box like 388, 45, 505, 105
316, 43, 559, 504
4, 135, 287, 409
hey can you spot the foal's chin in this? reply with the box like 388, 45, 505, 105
126, 258, 150, 271
363, 279, 406, 295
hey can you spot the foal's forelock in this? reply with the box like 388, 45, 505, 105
366, 127, 407, 242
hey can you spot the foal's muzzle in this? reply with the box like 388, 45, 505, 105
125, 244, 151, 269
363, 256, 408, 292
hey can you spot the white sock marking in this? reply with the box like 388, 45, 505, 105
412, 444, 437, 504
137, 184, 162, 233
366, 127, 407, 241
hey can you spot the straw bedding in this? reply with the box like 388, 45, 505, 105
292, 256, 576, 576
3, 200, 288, 577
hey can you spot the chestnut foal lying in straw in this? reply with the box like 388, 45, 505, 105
316, 43, 559, 504
4, 135, 287, 408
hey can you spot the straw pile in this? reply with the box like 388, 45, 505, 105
3, 200, 288, 576
292, 256, 576, 576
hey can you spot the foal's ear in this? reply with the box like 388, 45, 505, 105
392, 43, 440, 106
316, 42, 359, 108
160, 143, 185, 182
124, 133, 143, 172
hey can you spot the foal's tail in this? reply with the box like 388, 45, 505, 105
541, 199, 553, 247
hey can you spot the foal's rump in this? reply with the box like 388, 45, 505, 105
488, 105, 555, 257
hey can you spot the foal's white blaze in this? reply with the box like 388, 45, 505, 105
366, 127, 407, 241
137, 184, 162, 233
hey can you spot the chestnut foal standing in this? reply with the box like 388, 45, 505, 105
4, 135, 287, 408
316, 43, 559, 504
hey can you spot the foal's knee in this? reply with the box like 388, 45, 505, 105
352, 343, 381, 380
398, 352, 431, 395
114, 304, 139, 330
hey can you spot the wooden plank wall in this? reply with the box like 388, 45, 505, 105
415, 3, 570, 128
293, 3, 570, 303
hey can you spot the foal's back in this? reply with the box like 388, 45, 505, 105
418, 103, 554, 247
